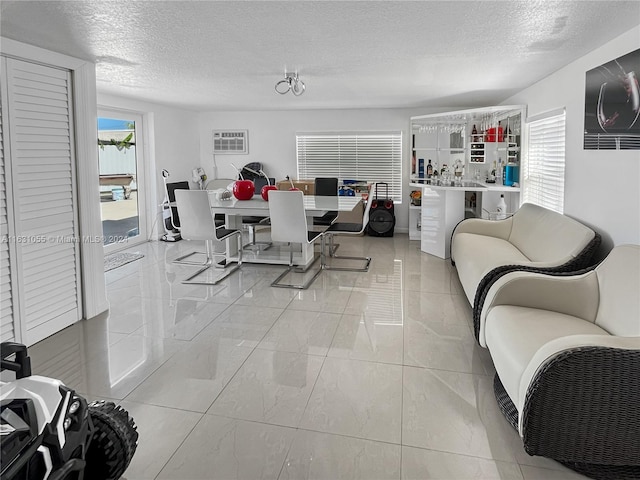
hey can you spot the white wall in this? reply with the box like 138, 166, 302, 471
197, 107, 445, 232
503, 25, 640, 250
97, 94, 201, 238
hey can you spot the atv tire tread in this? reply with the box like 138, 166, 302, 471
85, 400, 138, 480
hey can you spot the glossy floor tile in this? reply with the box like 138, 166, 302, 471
256, 309, 341, 356
401, 446, 523, 480
280, 429, 401, 480
25, 235, 589, 479
208, 349, 324, 427
299, 357, 403, 443
118, 400, 202, 479
402, 366, 517, 463
155, 414, 295, 480
126, 339, 253, 412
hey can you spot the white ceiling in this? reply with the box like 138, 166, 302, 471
1, 1, 638, 112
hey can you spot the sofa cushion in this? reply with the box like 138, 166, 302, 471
508, 203, 595, 263
485, 305, 609, 408
452, 233, 530, 303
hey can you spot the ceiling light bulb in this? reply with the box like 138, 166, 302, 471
291, 78, 305, 96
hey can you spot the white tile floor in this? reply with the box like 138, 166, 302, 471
28, 234, 589, 480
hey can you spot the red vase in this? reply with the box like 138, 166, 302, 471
261, 185, 278, 201
233, 180, 254, 200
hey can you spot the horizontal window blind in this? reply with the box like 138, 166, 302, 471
523, 110, 566, 213
296, 132, 402, 202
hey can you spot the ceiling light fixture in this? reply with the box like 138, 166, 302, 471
275, 71, 306, 96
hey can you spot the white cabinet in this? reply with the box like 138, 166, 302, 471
420, 186, 465, 259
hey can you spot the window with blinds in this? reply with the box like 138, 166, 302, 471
296, 132, 403, 202
523, 109, 566, 213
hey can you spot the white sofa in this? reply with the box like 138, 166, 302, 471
451, 203, 600, 342
482, 245, 640, 478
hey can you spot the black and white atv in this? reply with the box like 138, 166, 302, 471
1, 342, 138, 480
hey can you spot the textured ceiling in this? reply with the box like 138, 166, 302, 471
1, 1, 638, 111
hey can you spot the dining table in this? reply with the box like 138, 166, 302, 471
207, 192, 363, 267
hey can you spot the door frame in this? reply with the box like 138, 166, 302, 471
97, 107, 149, 254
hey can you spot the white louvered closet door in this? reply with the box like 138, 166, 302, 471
2, 57, 81, 346
0, 72, 17, 343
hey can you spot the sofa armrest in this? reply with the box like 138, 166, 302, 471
453, 216, 513, 239
516, 336, 640, 466
477, 269, 600, 347
450, 217, 514, 264
472, 255, 601, 343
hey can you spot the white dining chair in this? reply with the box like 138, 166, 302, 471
321, 183, 375, 272
268, 190, 325, 289
174, 189, 242, 285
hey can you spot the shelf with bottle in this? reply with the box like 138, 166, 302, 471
413, 148, 465, 153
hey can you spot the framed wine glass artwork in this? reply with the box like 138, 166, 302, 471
584, 48, 640, 150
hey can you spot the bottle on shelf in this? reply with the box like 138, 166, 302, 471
496, 194, 507, 220
472, 124, 478, 142
418, 158, 425, 178
497, 121, 504, 142
426, 159, 433, 177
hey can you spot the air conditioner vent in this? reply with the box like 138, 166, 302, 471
213, 130, 248, 154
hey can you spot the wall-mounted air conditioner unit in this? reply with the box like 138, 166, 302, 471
213, 130, 248, 154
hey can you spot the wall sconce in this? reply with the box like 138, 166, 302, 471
275, 71, 306, 96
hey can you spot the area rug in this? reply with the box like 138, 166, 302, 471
104, 252, 144, 272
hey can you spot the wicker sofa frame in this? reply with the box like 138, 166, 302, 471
493, 345, 640, 480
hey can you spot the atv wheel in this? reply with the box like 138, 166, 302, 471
85, 401, 138, 480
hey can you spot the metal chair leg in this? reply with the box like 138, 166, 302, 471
322, 233, 371, 272
271, 238, 323, 289
242, 224, 272, 251
173, 249, 208, 265
182, 235, 242, 285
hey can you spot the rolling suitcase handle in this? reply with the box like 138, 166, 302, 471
372, 182, 393, 210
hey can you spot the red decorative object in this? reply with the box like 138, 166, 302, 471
261, 185, 278, 201
485, 126, 504, 142
233, 180, 254, 200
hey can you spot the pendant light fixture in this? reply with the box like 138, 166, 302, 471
275, 71, 306, 96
